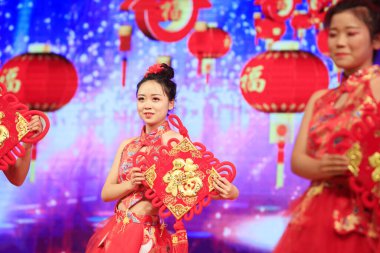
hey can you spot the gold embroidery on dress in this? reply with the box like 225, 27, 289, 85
369, 152, 380, 182
333, 210, 360, 233
346, 143, 362, 177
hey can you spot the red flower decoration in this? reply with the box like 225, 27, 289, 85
144, 63, 164, 77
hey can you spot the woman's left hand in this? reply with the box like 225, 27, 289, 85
213, 176, 239, 200
27, 115, 43, 136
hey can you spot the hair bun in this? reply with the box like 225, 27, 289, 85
144, 63, 174, 79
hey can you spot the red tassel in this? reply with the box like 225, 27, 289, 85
30, 143, 37, 183
32, 143, 37, 160
171, 220, 188, 253
197, 57, 202, 75
122, 57, 127, 87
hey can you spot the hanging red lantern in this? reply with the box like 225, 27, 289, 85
240, 48, 329, 187
120, 0, 211, 42
240, 50, 328, 112
253, 13, 286, 46
0, 47, 78, 181
290, 11, 313, 39
188, 22, 231, 83
0, 52, 78, 112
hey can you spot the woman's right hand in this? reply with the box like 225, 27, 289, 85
318, 154, 350, 178
128, 167, 145, 190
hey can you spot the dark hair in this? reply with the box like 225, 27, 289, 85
324, 0, 380, 62
136, 63, 177, 101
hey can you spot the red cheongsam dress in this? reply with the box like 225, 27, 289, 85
86, 121, 173, 253
274, 65, 380, 253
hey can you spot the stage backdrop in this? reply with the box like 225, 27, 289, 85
0, 0, 339, 252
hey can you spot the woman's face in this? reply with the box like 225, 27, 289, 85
328, 10, 380, 75
137, 80, 174, 131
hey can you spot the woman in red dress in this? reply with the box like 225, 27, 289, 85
274, 0, 380, 252
86, 63, 239, 253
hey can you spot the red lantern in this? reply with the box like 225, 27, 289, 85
240, 49, 329, 187
240, 50, 328, 113
254, 13, 286, 46
0, 52, 78, 112
188, 22, 231, 83
290, 11, 313, 39
120, 0, 211, 42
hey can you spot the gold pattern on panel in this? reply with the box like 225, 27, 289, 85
16, 112, 30, 140
144, 165, 157, 188
163, 158, 203, 198
0, 112, 9, 147
207, 168, 220, 192
369, 152, 380, 182
167, 203, 191, 220
182, 196, 198, 206
169, 137, 201, 158
346, 143, 362, 177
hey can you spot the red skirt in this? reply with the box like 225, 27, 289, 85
274, 181, 379, 253
86, 209, 172, 253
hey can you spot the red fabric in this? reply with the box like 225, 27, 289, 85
86, 210, 171, 253
274, 181, 377, 253
274, 65, 380, 253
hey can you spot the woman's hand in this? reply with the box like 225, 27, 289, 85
318, 154, 349, 177
27, 115, 43, 136
212, 176, 239, 200
128, 167, 145, 190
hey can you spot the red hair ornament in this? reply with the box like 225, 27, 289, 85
0, 82, 50, 170
144, 63, 165, 78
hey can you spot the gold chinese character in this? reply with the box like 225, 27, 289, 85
240, 65, 266, 93
160, 0, 181, 21
0, 67, 22, 93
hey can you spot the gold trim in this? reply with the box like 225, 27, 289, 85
369, 152, 380, 182
169, 137, 201, 158
346, 143, 362, 177
15, 112, 30, 141
144, 164, 157, 188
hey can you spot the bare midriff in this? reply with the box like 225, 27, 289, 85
117, 199, 159, 216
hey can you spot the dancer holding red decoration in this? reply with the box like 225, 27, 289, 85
274, 0, 380, 252
86, 63, 239, 253
2, 115, 43, 186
